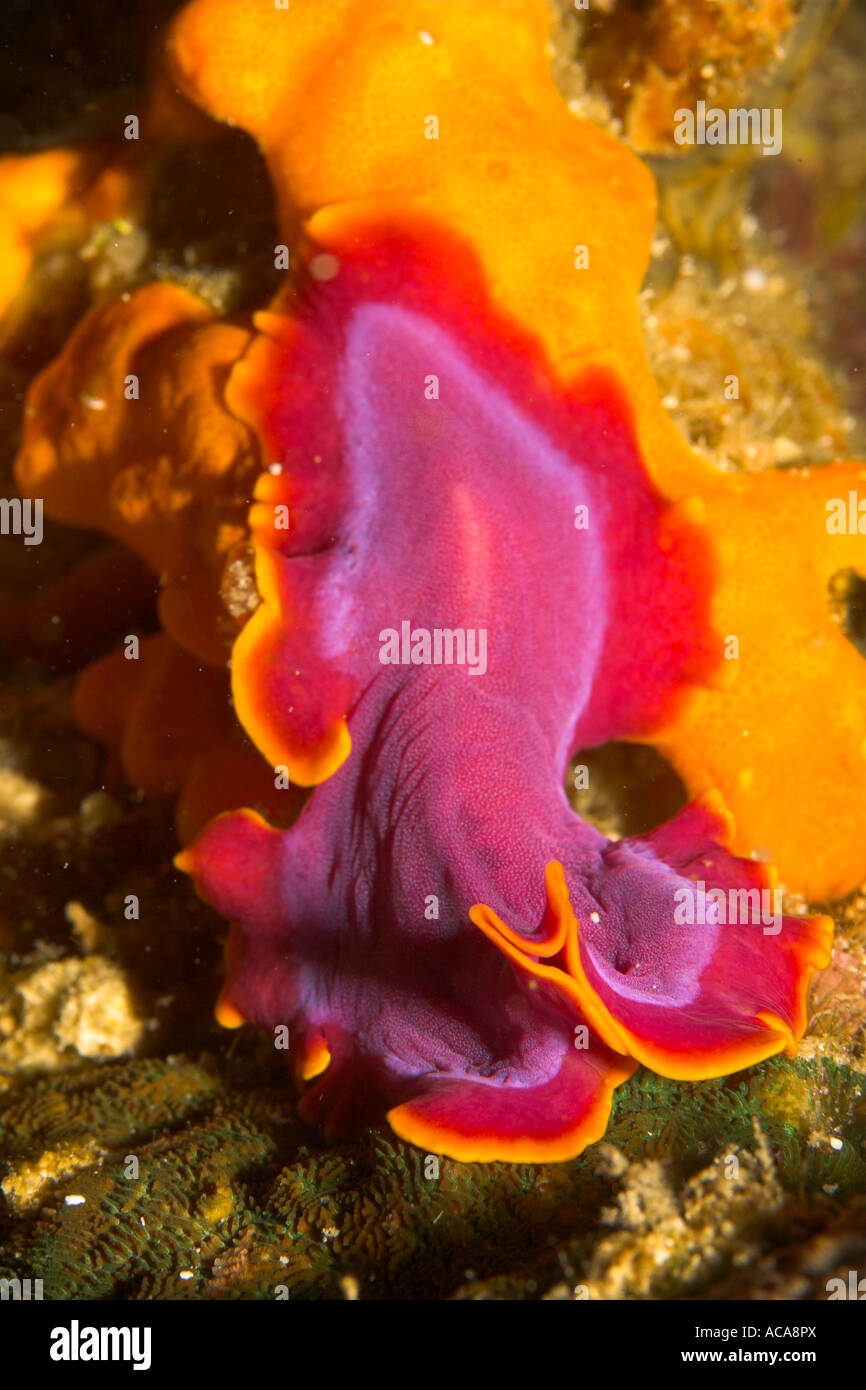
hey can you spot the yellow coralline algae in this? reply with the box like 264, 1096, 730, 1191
0, 955, 145, 1075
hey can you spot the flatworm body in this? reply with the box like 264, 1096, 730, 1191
9, 0, 861, 1161
179, 223, 831, 1161
163, 0, 866, 901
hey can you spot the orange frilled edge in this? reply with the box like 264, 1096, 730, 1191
390, 828, 832, 1162
471, 855, 833, 1086
388, 851, 832, 1162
